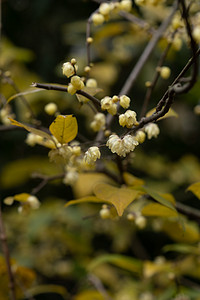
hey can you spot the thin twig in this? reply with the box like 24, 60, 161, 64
176, 202, 200, 223
172, 0, 198, 94
119, 11, 156, 35
3, 73, 36, 120
0, 205, 16, 300
31, 173, 65, 195
140, 31, 176, 118
89, 274, 114, 300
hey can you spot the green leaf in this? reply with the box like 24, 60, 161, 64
93, 183, 141, 216
49, 114, 78, 144
163, 244, 200, 255
9, 118, 56, 146
187, 182, 200, 199
142, 203, 178, 217
88, 254, 142, 275
137, 186, 176, 211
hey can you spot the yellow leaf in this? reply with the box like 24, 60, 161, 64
14, 193, 30, 202
93, 183, 141, 216
9, 118, 56, 147
72, 173, 115, 198
146, 107, 178, 120
143, 260, 172, 278
187, 182, 200, 200
162, 220, 200, 243
49, 114, 78, 144
123, 172, 145, 187
65, 196, 105, 208
74, 290, 104, 300
142, 203, 178, 217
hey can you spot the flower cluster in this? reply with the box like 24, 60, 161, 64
0, 104, 15, 125
84, 146, 101, 165
101, 96, 117, 115
106, 134, 138, 157
92, 0, 132, 26
90, 113, 106, 132
144, 123, 160, 139
62, 59, 84, 95
119, 110, 138, 128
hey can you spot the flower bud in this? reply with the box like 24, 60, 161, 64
44, 102, 58, 115
99, 3, 111, 15
160, 66, 171, 79
62, 62, 75, 78
145, 123, 160, 139
70, 75, 84, 90
119, 95, 131, 109
86, 78, 97, 88
84, 146, 101, 165
119, 0, 132, 12
92, 13, 105, 26
68, 83, 77, 95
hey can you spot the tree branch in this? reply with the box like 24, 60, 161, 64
31, 82, 101, 110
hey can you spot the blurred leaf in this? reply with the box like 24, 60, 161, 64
163, 244, 200, 255
74, 290, 104, 300
143, 260, 172, 278
137, 186, 176, 211
49, 115, 78, 144
162, 220, 200, 243
94, 183, 141, 216
27, 284, 68, 298
187, 182, 200, 200
123, 172, 145, 187
65, 196, 105, 208
0, 256, 36, 300
142, 203, 178, 217
88, 254, 142, 275
72, 173, 115, 198
14, 193, 30, 202
7, 88, 44, 103
9, 118, 56, 146
146, 107, 178, 120
1, 156, 61, 188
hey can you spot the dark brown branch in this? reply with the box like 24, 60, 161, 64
172, 0, 199, 94
0, 205, 16, 300
31, 82, 101, 110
